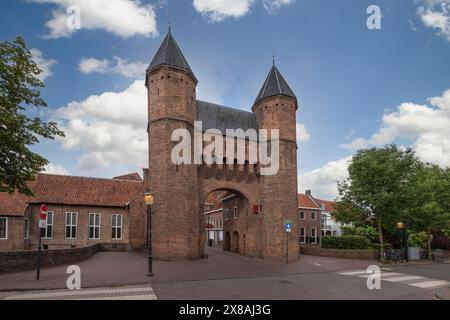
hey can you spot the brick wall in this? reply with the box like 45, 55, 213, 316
0, 216, 27, 251
300, 244, 379, 260
0, 244, 100, 274
27, 204, 130, 251
298, 209, 322, 245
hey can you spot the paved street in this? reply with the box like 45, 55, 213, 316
0, 247, 448, 300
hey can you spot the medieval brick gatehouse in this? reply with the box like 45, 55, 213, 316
144, 29, 300, 262
0, 30, 301, 263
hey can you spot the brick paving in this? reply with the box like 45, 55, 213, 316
0, 247, 379, 292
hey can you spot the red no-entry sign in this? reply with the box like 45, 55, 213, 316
40, 205, 48, 220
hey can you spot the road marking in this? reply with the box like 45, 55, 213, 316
358, 272, 402, 278
4, 286, 157, 300
409, 280, 450, 289
338, 270, 368, 276
337, 269, 450, 290
72, 294, 157, 300
383, 276, 424, 282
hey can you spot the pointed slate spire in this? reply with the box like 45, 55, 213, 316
254, 63, 296, 106
146, 29, 197, 82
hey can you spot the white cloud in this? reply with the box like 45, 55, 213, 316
54, 80, 148, 172
418, 0, 450, 42
263, 0, 295, 13
297, 123, 310, 143
193, 0, 255, 22
43, 163, 69, 175
192, 0, 294, 22
30, 0, 158, 39
79, 56, 146, 78
342, 89, 450, 168
79, 58, 109, 74
30, 49, 57, 81
299, 156, 351, 200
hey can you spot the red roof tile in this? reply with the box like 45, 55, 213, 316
298, 194, 320, 209
0, 173, 143, 217
316, 199, 336, 212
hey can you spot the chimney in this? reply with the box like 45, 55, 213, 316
305, 190, 312, 196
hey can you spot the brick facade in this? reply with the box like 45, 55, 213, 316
1, 31, 304, 264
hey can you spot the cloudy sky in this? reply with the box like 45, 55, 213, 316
1, 0, 449, 200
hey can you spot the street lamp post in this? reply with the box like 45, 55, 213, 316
396, 222, 405, 262
144, 191, 154, 277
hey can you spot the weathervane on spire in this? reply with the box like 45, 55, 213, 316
272, 49, 276, 66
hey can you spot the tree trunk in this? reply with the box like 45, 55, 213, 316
377, 212, 384, 262
427, 227, 432, 260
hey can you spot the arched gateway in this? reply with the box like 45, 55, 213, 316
144, 30, 300, 262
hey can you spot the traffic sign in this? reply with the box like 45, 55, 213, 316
39, 220, 47, 229
285, 223, 292, 233
40, 205, 48, 220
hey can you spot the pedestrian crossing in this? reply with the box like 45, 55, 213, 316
3, 285, 157, 300
337, 268, 450, 290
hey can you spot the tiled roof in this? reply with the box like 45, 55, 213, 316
197, 100, 258, 133
113, 172, 142, 182
298, 193, 320, 209
0, 174, 143, 217
254, 64, 296, 106
146, 30, 196, 82
315, 199, 336, 212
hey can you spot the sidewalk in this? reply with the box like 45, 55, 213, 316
0, 247, 379, 292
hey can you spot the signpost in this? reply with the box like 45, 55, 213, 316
284, 219, 293, 264
37, 204, 47, 281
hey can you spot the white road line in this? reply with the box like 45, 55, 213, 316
338, 270, 368, 276
409, 280, 450, 289
73, 294, 157, 300
383, 276, 424, 282
358, 272, 403, 278
4, 287, 155, 300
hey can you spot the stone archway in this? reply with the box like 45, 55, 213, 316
200, 188, 264, 257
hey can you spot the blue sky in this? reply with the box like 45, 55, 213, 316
1, 0, 450, 199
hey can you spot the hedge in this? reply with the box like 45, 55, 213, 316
322, 235, 371, 249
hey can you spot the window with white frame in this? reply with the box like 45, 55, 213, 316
44, 212, 53, 239
65, 212, 78, 239
0, 217, 8, 240
311, 211, 317, 221
225, 209, 230, 220
300, 227, 305, 244
311, 227, 317, 244
233, 207, 238, 219
299, 211, 305, 220
112, 214, 123, 240
89, 213, 101, 240
24, 219, 30, 239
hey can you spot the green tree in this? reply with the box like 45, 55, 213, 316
338, 145, 419, 261
0, 37, 64, 195
408, 165, 450, 259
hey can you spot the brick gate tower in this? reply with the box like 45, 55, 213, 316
145, 30, 299, 262
145, 30, 201, 260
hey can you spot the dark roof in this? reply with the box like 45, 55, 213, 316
147, 31, 196, 82
254, 64, 296, 105
113, 172, 142, 182
197, 100, 258, 133
0, 174, 143, 216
